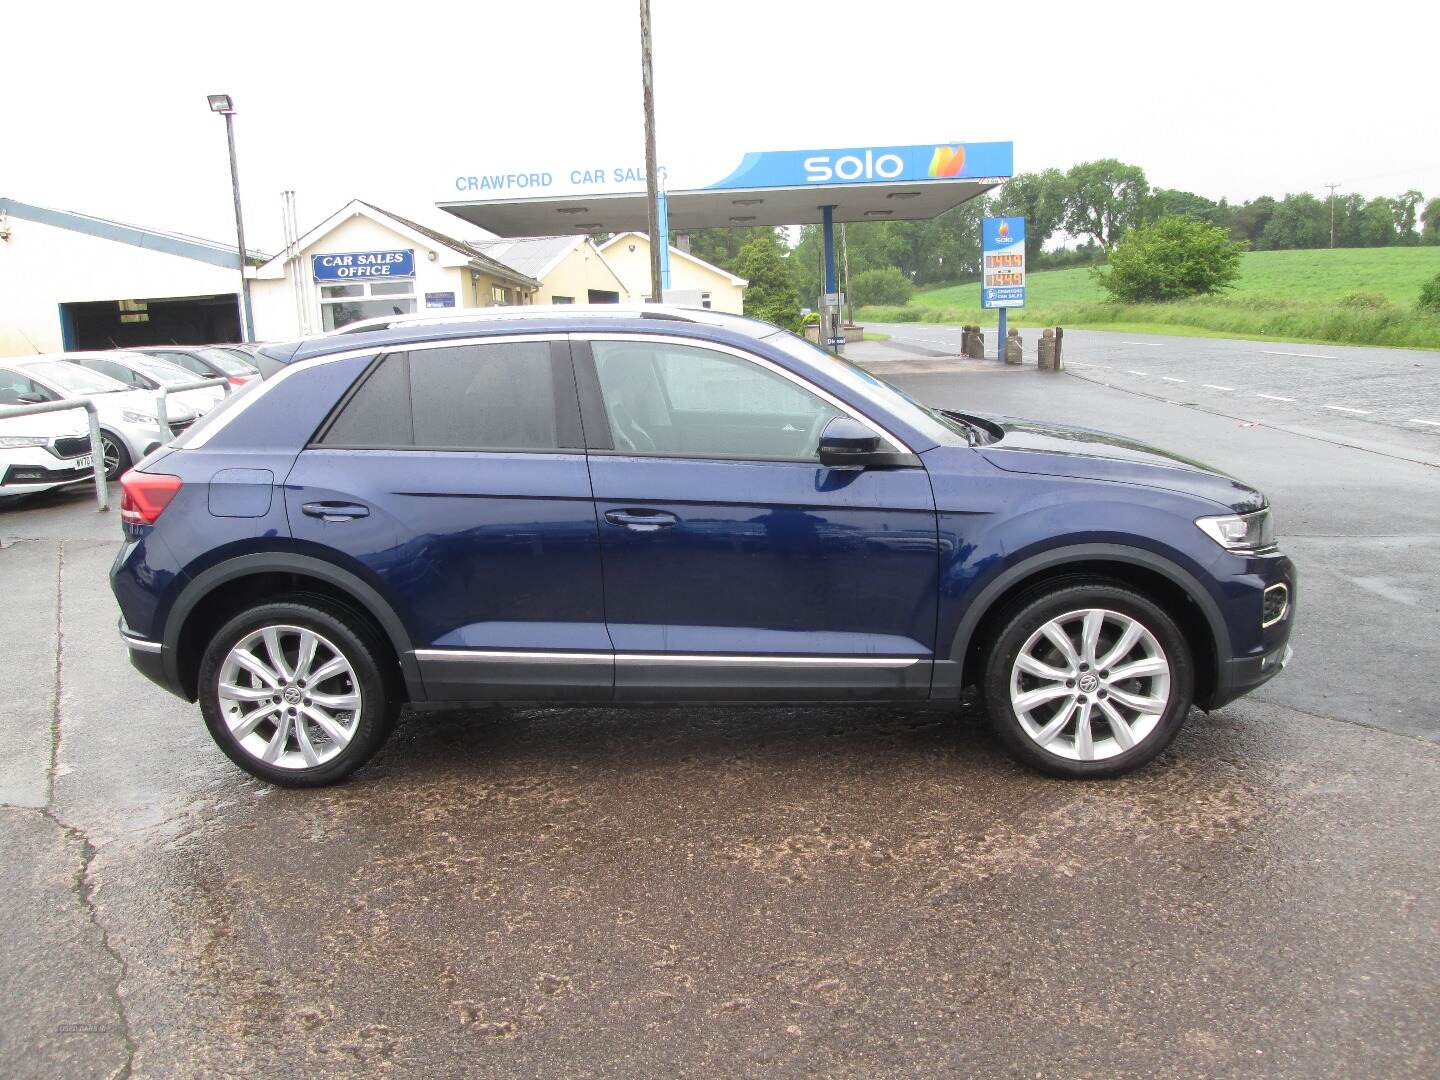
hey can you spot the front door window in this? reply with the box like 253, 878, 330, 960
589, 340, 843, 460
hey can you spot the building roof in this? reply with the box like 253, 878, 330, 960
470, 235, 585, 280
354, 202, 538, 288
0, 196, 268, 268
597, 232, 747, 287
253, 199, 539, 289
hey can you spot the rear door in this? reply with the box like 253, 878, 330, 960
575, 333, 940, 701
284, 335, 611, 701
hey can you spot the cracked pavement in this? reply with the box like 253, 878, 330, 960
1, 362, 1438, 1077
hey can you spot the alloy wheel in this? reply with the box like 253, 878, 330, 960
101, 436, 121, 478
216, 624, 362, 770
1009, 608, 1171, 762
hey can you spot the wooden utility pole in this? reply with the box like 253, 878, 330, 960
1325, 182, 1339, 248
639, 0, 663, 302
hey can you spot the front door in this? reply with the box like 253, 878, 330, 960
575, 335, 939, 701
284, 337, 611, 700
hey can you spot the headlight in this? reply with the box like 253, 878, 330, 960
0, 435, 48, 448
1196, 508, 1276, 553
121, 409, 157, 425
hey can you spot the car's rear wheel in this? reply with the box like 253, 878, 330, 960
198, 599, 397, 786
981, 580, 1194, 778
100, 430, 130, 481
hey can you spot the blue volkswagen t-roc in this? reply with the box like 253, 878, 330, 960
111, 306, 1294, 786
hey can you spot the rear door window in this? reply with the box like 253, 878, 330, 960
318, 341, 580, 451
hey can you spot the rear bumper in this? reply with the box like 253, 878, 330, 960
119, 618, 175, 695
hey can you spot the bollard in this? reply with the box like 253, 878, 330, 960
1038, 328, 1056, 370
1053, 326, 1064, 371
1004, 327, 1023, 365
967, 325, 986, 360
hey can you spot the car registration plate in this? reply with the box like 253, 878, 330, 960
73, 454, 94, 469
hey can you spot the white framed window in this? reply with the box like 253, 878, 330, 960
701, 292, 713, 310
490, 285, 510, 305
320, 280, 417, 331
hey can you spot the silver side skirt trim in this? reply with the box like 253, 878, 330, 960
414, 648, 920, 669
415, 649, 610, 664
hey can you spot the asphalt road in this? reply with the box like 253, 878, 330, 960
2, 365, 1438, 1078
866, 323, 1440, 466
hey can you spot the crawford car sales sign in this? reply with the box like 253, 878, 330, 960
312, 249, 415, 281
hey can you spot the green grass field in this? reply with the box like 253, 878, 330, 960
856, 248, 1440, 349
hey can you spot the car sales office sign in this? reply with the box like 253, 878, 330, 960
312, 249, 415, 281
981, 217, 1025, 309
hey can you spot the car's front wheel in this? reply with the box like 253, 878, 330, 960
982, 580, 1194, 778
198, 599, 397, 786
100, 430, 130, 481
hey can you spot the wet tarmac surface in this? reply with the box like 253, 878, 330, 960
2, 365, 1437, 1077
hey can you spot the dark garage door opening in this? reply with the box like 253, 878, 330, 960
61, 294, 241, 351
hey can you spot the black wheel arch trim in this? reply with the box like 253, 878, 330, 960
161, 552, 426, 701
940, 542, 1231, 703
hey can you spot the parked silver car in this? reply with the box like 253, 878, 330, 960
0, 358, 198, 480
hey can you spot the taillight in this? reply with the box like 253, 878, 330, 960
227, 375, 248, 387
120, 472, 183, 526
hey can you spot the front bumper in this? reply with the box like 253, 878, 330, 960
1212, 641, 1293, 709
1205, 553, 1297, 709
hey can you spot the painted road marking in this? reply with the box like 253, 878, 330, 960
1263, 350, 1338, 360
1409, 419, 1440, 427
1162, 376, 1186, 383
1257, 393, 1296, 402
1202, 383, 1236, 391
1125, 370, 1150, 376
1121, 341, 1163, 346
1323, 405, 1372, 415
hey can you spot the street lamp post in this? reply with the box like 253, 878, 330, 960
206, 94, 254, 342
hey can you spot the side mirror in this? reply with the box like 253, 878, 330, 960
818, 416, 883, 467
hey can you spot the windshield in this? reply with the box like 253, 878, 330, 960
761, 330, 968, 447
125, 355, 208, 387
25, 361, 129, 396
197, 348, 258, 376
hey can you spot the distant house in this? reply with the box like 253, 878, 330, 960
597, 232, 747, 314
471, 235, 631, 306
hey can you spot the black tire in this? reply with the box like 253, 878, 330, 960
198, 598, 398, 787
100, 430, 131, 481
981, 579, 1194, 779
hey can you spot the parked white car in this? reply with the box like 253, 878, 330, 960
60, 351, 226, 415
0, 407, 96, 503
0, 358, 198, 481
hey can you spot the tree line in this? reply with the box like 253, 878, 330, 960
679, 159, 1440, 313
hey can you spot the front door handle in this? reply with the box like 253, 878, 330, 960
301, 501, 370, 522
604, 508, 678, 532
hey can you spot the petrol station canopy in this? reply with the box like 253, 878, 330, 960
437, 140, 1013, 236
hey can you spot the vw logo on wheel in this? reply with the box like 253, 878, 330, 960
1077, 672, 1100, 694
283, 685, 303, 705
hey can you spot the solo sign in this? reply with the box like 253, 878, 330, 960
312, 249, 415, 281
981, 217, 1026, 309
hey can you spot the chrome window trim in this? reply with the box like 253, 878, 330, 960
414, 648, 919, 669
178, 334, 572, 450
575, 332, 916, 456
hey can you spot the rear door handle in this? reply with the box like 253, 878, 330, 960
604, 508, 678, 532
301, 501, 370, 522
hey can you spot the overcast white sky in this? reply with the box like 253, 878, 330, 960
4, 0, 1434, 254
